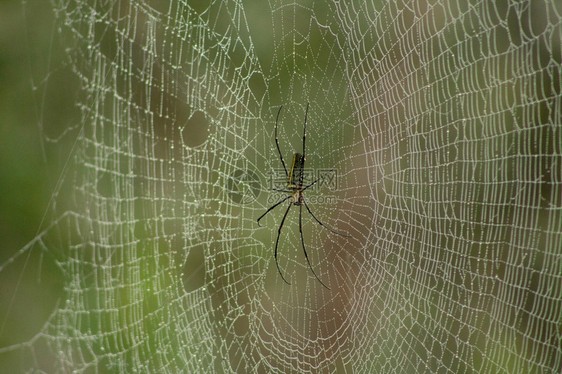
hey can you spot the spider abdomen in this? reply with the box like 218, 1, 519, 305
288, 153, 305, 189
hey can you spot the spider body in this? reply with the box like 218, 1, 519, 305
257, 104, 349, 289
288, 152, 306, 205
288, 152, 305, 190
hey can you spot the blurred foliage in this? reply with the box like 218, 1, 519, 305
0, 0, 70, 367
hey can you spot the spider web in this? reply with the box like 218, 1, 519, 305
2, 0, 561, 372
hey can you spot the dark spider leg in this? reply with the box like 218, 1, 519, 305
299, 204, 331, 290
300, 103, 309, 186
272, 188, 292, 193
303, 198, 351, 238
257, 196, 290, 227
301, 168, 336, 193
301, 175, 323, 192
274, 203, 292, 285
275, 106, 288, 177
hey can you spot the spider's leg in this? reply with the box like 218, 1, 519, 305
299, 204, 330, 290
275, 106, 288, 177
300, 103, 309, 186
301, 168, 336, 193
301, 175, 323, 192
303, 198, 351, 238
272, 188, 292, 193
274, 204, 292, 285
257, 196, 290, 227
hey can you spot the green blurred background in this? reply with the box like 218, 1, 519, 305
0, 0, 70, 360
1, 0, 46, 254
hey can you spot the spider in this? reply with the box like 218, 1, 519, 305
257, 103, 349, 289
